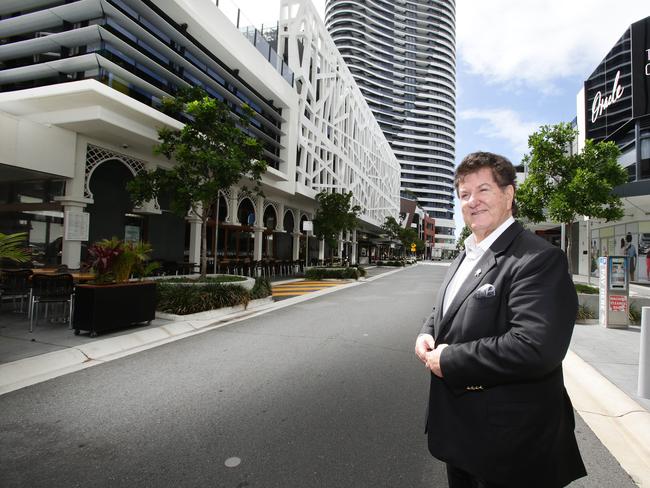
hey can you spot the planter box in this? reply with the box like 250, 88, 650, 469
155, 297, 274, 322
73, 281, 157, 337
150, 274, 255, 290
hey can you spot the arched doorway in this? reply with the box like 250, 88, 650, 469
224, 198, 254, 258
86, 160, 141, 252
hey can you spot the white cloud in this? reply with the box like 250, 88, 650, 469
457, 1, 649, 89
459, 109, 544, 156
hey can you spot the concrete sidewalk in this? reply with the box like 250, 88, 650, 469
567, 273, 650, 487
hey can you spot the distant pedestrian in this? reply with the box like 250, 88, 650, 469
415, 152, 586, 488
625, 233, 637, 282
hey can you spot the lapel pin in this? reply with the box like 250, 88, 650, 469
474, 268, 482, 277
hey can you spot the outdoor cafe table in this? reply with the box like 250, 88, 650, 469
31, 269, 96, 283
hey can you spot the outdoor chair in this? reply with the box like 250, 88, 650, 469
252, 260, 267, 278
0, 269, 33, 313
28, 273, 74, 333
215, 260, 229, 274
240, 260, 253, 277
277, 260, 290, 276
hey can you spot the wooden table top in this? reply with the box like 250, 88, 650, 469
31, 269, 96, 282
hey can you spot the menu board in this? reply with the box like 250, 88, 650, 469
64, 211, 89, 241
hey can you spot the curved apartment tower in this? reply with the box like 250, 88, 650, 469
325, 0, 457, 250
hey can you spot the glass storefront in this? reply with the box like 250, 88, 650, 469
591, 221, 650, 283
0, 165, 66, 266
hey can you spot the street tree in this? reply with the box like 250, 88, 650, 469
312, 191, 361, 262
128, 87, 267, 277
399, 227, 424, 255
456, 225, 471, 252
381, 216, 424, 256
517, 122, 626, 271
381, 216, 402, 240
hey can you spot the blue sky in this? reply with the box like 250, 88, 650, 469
232, 0, 649, 235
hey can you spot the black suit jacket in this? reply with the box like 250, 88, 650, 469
421, 221, 586, 487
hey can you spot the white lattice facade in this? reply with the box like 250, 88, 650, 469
279, 0, 401, 228
0, 0, 402, 269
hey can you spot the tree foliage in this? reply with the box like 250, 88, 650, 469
517, 122, 626, 270
312, 191, 360, 252
381, 216, 402, 240
456, 225, 472, 252
128, 87, 267, 277
381, 216, 424, 254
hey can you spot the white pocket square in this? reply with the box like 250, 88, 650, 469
474, 283, 496, 299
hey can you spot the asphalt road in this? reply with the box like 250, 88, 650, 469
0, 264, 637, 487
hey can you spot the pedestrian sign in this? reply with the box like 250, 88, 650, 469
410, 243, 416, 252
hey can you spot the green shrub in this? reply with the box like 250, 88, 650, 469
576, 304, 596, 321
156, 283, 250, 315
629, 305, 641, 325
305, 267, 359, 280
376, 260, 404, 267
250, 277, 272, 299
354, 266, 367, 277
574, 283, 599, 294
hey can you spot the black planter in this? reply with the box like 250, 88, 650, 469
73, 281, 156, 337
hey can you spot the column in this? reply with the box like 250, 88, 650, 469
54, 140, 91, 269
54, 198, 92, 269
187, 214, 202, 268
253, 226, 264, 261
275, 202, 285, 232
337, 231, 344, 259
253, 195, 265, 261
318, 238, 325, 262
292, 232, 301, 261
226, 189, 239, 225
351, 229, 358, 265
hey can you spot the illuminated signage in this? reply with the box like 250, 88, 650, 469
591, 70, 625, 123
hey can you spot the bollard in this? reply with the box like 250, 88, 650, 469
639, 307, 650, 399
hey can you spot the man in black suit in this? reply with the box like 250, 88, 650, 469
415, 152, 586, 488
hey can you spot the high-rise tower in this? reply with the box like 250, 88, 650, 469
325, 0, 456, 250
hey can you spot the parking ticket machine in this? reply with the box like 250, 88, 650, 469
598, 256, 629, 328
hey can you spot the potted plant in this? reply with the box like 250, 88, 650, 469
73, 238, 159, 337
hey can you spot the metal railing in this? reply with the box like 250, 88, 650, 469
212, 0, 294, 86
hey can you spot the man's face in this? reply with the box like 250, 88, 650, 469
458, 167, 514, 243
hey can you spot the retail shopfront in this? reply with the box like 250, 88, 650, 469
577, 16, 650, 282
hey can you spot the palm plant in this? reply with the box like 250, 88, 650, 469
0, 232, 30, 264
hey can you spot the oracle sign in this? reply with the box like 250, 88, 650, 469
591, 70, 625, 123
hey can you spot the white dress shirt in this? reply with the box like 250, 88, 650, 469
442, 217, 515, 315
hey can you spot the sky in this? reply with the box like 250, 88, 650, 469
227, 0, 649, 236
